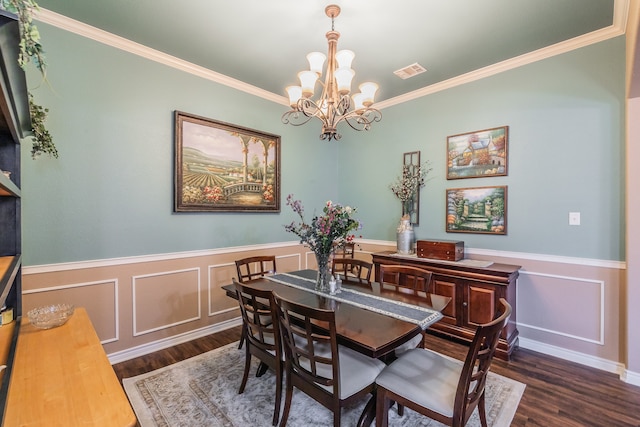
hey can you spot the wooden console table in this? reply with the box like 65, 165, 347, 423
4, 307, 136, 426
372, 251, 520, 360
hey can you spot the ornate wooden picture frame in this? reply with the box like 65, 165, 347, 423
446, 185, 507, 234
446, 126, 508, 179
174, 111, 281, 212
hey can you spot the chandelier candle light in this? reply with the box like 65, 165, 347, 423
281, 4, 382, 141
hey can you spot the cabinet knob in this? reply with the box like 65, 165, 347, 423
462, 302, 468, 307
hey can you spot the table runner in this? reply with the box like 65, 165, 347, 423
266, 270, 442, 329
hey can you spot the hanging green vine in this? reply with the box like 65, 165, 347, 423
1, 0, 58, 158
28, 93, 56, 158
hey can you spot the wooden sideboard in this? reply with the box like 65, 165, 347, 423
372, 251, 520, 360
4, 307, 136, 426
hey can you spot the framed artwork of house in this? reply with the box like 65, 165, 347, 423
446, 126, 508, 179
174, 111, 281, 212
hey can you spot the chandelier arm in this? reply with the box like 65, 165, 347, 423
281, 110, 316, 127
339, 108, 383, 131
335, 95, 351, 115
299, 98, 329, 123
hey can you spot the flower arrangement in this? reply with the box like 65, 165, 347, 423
284, 194, 361, 256
284, 194, 361, 291
389, 161, 432, 215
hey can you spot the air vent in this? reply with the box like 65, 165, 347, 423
394, 62, 427, 79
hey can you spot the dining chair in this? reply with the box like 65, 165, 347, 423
235, 255, 277, 282
273, 293, 386, 427
233, 281, 283, 426
378, 264, 434, 355
375, 298, 512, 427
235, 255, 277, 349
333, 241, 355, 259
331, 257, 373, 289
378, 264, 433, 295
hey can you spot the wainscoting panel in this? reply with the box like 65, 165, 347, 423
277, 253, 304, 271
462, 248, 624, 367
22, 279, 119, 344
132, 268, 201, 336
208, 262, 237, 317
518, 271, 604, 344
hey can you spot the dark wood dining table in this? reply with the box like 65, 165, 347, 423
223, 269, 451, 426
222, 269, 451, 359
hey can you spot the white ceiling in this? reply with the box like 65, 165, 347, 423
33, 0, 624, 107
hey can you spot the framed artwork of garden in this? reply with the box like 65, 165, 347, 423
446, 186, 507, 235
174, 111, 281, 212
446, 126, 508, 179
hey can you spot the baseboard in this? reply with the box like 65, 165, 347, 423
621, 368, 640, 386
518, 337, 626, 378
106, 318, 242, 365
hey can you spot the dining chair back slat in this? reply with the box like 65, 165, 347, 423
331, 258, 373, 289
378, 264, 433, 294
332, 242, 355, 259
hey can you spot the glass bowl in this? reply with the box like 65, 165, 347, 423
27, 304, 75, 329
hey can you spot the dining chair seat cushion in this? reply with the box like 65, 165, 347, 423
299, 344, 386, 399
247, 312, 273, 325
375, 348, 464, 418
393, 333, 423, 356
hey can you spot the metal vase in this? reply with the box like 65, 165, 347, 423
397, 229, 415, 254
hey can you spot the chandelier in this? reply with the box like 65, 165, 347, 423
281, 4, 382, 141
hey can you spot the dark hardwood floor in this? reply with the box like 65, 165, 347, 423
113, 326, 640, 426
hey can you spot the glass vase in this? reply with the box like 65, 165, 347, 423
314, 251, 332, 292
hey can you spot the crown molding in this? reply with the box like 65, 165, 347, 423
35, 1, 628, 111
375, 0, 629, 109
34, 8, 290, 107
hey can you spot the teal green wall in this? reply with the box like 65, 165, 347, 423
339, 36, 625, 261
22, 24, 339, 265
21, 23, 625, 265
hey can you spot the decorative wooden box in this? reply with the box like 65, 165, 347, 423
416, 239, 464, 261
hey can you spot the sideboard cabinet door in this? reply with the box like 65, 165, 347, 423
465, 282, 497, 326
432, 278, 457, 325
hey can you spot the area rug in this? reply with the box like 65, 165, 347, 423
123, 342, 525, 427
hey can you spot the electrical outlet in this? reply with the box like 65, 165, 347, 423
569, 212, 581, 226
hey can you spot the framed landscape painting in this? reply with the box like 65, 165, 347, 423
174, 111, 281, 212
447, 126, 508, 179
446, 186, 507, 235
